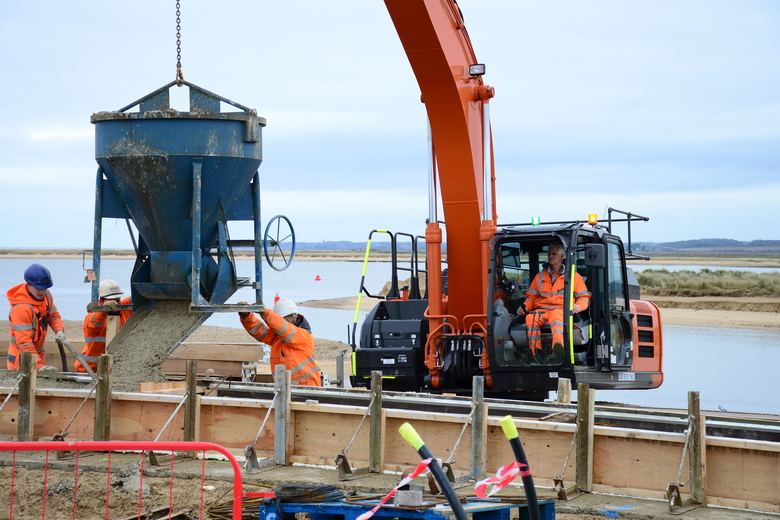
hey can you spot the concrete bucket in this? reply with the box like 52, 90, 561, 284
91, 80, 266, 307
88, 81, 271, 389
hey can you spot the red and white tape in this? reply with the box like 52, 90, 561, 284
356, 458, 433, 520
474, 460, 529, 498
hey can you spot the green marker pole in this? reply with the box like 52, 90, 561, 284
399, 423, 468, 520
501, 416, 540, 520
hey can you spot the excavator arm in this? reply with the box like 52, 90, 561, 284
384, 0, 497, 385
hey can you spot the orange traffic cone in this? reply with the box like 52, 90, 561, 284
314, 275, 321, 281
273, 293, 280, 304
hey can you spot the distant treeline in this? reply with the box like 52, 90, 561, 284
637, 269, 780, 298
296, 241, 411, 251
296, 238, 780, 252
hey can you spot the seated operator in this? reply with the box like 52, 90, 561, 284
516, 243, 590, 362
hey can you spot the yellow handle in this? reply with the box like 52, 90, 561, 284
500, 415, 519, 440
399, 422, 425, 451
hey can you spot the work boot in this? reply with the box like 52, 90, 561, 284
552, 341, 563, 363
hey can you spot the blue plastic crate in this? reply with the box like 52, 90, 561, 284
258, 498, 555, 520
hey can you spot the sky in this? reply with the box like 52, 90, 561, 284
1, 1, 778, 249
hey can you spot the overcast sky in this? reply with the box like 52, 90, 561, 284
1, 1, 778, 249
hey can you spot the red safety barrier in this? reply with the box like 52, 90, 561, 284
0, 441, 244, 520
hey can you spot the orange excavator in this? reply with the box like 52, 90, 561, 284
351, 0, 663, 400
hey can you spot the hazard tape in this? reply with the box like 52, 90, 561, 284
356, 458, 433, 520
474, 460, 529, 498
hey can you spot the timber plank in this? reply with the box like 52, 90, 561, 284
593, 434, 686, 492
292, 409, 370, 463
383, 416, 470, 472
109, 398, 186, 442
706, 444, 780, 504
34, 395, 96, 440
485, 419, 574, 477
199, 401, 275, 451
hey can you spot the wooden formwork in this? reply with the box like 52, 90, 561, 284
0, 354, 779, 515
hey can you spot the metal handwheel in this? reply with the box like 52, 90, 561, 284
264, 214, 296, 271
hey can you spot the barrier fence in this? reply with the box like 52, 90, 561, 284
0, 441, 244, 520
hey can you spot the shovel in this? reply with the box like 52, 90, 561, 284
57, 338, 99, 382
244, 389, 278, 472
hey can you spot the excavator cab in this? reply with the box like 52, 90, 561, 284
486, 220, 662, 395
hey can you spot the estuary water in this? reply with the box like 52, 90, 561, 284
2, 258, 779, 415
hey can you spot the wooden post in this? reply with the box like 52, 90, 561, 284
183, 360, 200, 458
105, 315, 119, 346
368, 371, 385, 473
688, 391, 707, 505
471, 375, 487, 482
17, 352, 36, 442
557, 378, 572, 404
94, 354, 113, 441
274, 365, 292, 465
575, 383, 594, 492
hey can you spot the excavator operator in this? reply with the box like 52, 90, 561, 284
517, 243, 591, 362
237, 299, 322, 387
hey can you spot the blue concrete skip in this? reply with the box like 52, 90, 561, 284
258, 499, 556, 520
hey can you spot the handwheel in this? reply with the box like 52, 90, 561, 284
264, 215, 296, 271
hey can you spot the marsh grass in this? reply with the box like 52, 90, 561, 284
636, 269, 780, 297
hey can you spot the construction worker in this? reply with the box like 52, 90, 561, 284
75, 279, 133, 373
238, 299, 322, 386
6, 263, 66, 370
517, 243, 590, 362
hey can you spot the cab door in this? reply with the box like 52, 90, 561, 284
605, 239, 634, 368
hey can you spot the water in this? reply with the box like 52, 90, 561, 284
593, 326, 780, 415
3, 258, 779, 414
0, 258, 390, 344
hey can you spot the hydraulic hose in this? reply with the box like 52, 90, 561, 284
399, 423, 467, 520
500, 416, 540, 520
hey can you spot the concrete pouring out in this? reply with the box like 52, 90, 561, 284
107, 300, 211, 392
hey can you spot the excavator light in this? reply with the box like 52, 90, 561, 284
469, 64, 486, 76
588, 214, 598, 225
531, 216, 541, 226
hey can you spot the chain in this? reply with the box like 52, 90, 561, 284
175, 0, 184, 85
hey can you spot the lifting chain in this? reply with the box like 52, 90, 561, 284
175, 0, 184, 85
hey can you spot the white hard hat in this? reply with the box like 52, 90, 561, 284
99, 279, 123, 299
273, 298, 297, 317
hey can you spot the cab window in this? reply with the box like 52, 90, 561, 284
606, 241, 627, 311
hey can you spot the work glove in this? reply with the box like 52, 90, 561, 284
38, 365, 59, 373
54, 330, 66, 343
104, 299, 119, 311
237, 301, 250, 319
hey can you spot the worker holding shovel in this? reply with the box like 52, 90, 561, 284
6, 263, 66, 370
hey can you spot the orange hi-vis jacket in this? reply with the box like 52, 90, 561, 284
240, 308, 322, 387
524, 265, 591, 314
6, 283, 64, 370
523, 265, 591, 353
75, 297, 133, 373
